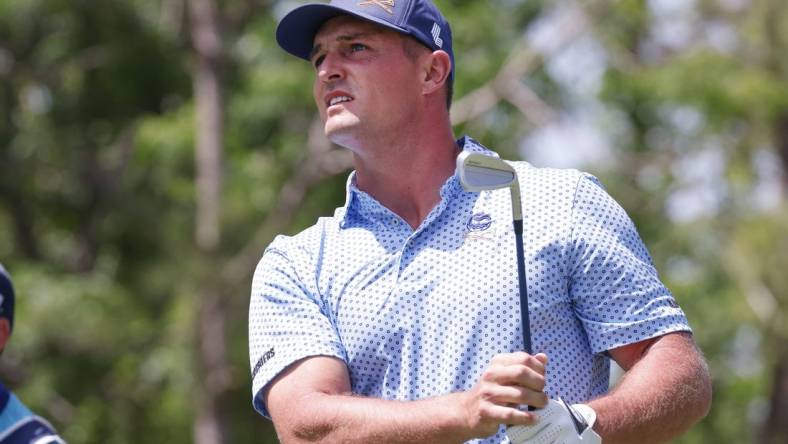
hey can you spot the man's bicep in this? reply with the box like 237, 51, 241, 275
608, 331, 695, 371
265, 356, 352, 421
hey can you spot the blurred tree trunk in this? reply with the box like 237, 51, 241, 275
776, 114, 788, 191
189, 0, 229, 443
760, 0, 788, 436
760, 113, 788, 444
761, 339, 788, 444
0, 193, 42, 260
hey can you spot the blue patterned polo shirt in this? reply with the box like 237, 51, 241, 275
248, 136, 690, 443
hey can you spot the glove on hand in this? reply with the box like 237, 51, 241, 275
506, 398, 601, 444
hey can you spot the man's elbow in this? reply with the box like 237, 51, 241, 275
680, 352, 713, 431
676, 333, 714, 426
279, 421, 336, 444
271, 395, 342, 443
694, 358, 713, 422
273, 418, 336, 443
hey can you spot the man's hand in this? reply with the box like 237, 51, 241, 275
460, 352, 550, 439
507, 398, 601, 444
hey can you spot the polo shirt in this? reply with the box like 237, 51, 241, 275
249, 136, 690, 443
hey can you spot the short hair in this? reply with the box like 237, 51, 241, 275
401, 36, 453, 109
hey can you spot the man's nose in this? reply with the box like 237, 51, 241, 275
317, 52, 344, 83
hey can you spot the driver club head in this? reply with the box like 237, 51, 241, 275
456, 151, 516, 192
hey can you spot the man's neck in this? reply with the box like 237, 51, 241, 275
352, 126, 459, 230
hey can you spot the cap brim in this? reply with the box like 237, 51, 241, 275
276, 4, 410, 61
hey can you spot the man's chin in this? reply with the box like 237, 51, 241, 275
324, 119, 362, 146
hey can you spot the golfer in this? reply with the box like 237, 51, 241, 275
248, 1, 712, 442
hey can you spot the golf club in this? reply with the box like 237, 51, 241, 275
456, 151, 531, 355
458, 154, 596, 442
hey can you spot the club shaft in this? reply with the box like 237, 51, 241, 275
513, 219, 532, 355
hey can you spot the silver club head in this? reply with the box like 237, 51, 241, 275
456, 151, 522, 221
456, 151, 516, 192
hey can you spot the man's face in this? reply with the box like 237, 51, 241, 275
310, 16, 424, 148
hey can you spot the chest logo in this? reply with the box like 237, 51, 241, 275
358, 0, 395, 14
467, 213, 493, 232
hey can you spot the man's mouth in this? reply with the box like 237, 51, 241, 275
328, 96, 353, 107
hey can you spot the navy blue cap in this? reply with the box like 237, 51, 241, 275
0, 264, 14, 333
276, 0, 454, 82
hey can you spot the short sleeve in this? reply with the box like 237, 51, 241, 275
248, 236, 346, 418
567, 174, 690, 354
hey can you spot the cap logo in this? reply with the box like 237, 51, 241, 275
431, 22, 443, 48
357, 0, 395, 14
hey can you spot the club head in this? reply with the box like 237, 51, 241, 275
457, 150, 523, 221
456, 151, 516, 192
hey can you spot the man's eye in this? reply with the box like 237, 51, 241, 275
349, 43, 367, 52
313, 55, 325, 68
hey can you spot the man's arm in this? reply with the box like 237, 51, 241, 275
265, 353, 549, 443
589, 332, 712, 444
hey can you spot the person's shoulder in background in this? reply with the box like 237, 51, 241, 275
0, 383, 66, 443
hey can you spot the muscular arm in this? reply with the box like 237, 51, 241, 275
589, 332, 712, 444
265, 353, 549, 443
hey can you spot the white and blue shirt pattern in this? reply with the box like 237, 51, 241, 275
249, 136, 690, 443
0, 383, 64, 444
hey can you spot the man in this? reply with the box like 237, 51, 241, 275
0, 264, 65, 444
249, 1, 712, 442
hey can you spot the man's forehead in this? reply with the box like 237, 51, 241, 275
313, 15, 393, 44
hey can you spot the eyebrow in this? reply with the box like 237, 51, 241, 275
309, 31, 374, 61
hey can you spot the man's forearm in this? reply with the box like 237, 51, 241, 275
589, 333, 712, 444
274, 391, 474, 444
268, 353, 548, 443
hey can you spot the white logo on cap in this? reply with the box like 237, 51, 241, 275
431, 22, 443, 48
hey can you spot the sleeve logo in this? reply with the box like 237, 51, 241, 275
251, 347, 276, 380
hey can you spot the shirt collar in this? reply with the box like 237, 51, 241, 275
338, 135, 498, 228
456, 135, 499, 157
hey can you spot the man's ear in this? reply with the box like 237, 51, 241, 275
421, 50, 452, 96
0, 318, 11, 353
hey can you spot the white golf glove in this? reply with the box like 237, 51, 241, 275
506, 398, 601, 444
